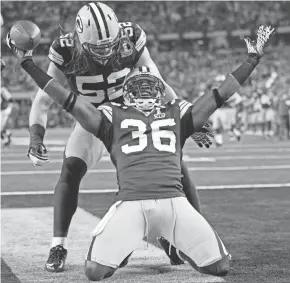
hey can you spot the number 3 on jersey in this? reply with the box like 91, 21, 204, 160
121, 119, 176, 154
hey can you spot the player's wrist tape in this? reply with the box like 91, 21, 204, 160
62, 92, 77, 112
20, 58, 53, 90
29, 124, 45, 147
213, 88, 224, 108
231, 55, 260, 85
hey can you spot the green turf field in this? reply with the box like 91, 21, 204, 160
1, 129, 290, 283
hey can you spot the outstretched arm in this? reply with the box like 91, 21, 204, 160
21, 58, 103, 136
6, 29, 103, 134
191, 26, 275, 131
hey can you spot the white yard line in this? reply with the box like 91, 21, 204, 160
1, 207, 224, 283
2, 183, 290, 196
2, 164, 290, 176
2, 154, 290, 164
1, 156, 216, 164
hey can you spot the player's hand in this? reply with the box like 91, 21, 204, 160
244, 25, 275, 58
6, 31, 33, 62
191, 123, 214, 148
27, 143, 49, 166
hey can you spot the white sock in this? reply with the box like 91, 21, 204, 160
51, 237, 67, 249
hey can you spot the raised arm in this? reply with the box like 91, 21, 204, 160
191, 26, 275, 131
20, 58, 103, 136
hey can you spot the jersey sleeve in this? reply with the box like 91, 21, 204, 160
178, 100, 194, 144
120, 22, 147, 64
48, 33, 74, 71
96, 103, 114, 152
131, 22, 147, 54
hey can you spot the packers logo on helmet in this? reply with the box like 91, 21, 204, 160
123, 66, 165, 112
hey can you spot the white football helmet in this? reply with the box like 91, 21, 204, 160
75, 2, 121, 65
123, 66, 165, 111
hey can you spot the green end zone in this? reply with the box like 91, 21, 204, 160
1, 207, 225, 283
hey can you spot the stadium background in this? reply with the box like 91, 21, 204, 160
2, 2, 290, 283
1, 1, 290, 138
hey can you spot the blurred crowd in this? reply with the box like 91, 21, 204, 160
2, 1, 290, 36
1, 1, 290, 138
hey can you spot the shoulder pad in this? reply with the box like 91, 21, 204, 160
98, 103, 113, 123
119, 22, 146, 52
48, 33, 74, 67
111, 102, 122, 107
179, 100, 193, 119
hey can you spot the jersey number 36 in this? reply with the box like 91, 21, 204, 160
121, 118, 176, 154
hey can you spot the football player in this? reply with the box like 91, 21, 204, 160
23, 2, 209, 272
1, 82, 14, 147
210, 75, 243, 146
8, 23, 274, 280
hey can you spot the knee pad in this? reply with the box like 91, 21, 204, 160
85, 260, 115, 281
59, 157, 87, 185
200, 256, 230, 277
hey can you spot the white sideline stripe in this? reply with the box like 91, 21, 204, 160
1, 207, 223, 283
2, 164, 290, 176
3, 154, 290, 164
213, 155, 290, 161
2, 183, 290, 196
0, 156, 216, 164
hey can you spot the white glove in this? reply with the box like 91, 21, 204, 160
6, 31, 33, 61
191, 123, 214, 148
244, 25, 275, 58
28, 144, 49, 166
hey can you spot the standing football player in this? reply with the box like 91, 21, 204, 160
8, 22, 274, 280
1, 82, 14, 147
25, 2, 207, 272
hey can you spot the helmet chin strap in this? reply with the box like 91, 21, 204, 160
135, 98, 159, 111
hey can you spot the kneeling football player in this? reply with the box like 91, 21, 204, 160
8, 25, 274, 280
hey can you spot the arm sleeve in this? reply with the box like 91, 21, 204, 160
96, 104, 114, 152
178, 100, 195, 143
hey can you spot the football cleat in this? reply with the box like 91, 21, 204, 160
45, 245, 67, 272
157, 237, 185, 266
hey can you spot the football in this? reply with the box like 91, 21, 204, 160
9, 20, 41, 50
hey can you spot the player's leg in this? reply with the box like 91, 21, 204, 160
46, 122, 104, 272
1, 108, 12, 146
180, 162, 201, 213
161, 197, 230, 276
85, 201, 145, 281
159, 162, 201, 265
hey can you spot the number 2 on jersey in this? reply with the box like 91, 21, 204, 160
121, 119, 176, 154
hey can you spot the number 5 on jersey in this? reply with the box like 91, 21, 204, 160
121, 119, 176, 154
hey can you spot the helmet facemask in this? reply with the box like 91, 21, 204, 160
82, 31, 121, 66
123, 73, 165, 112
